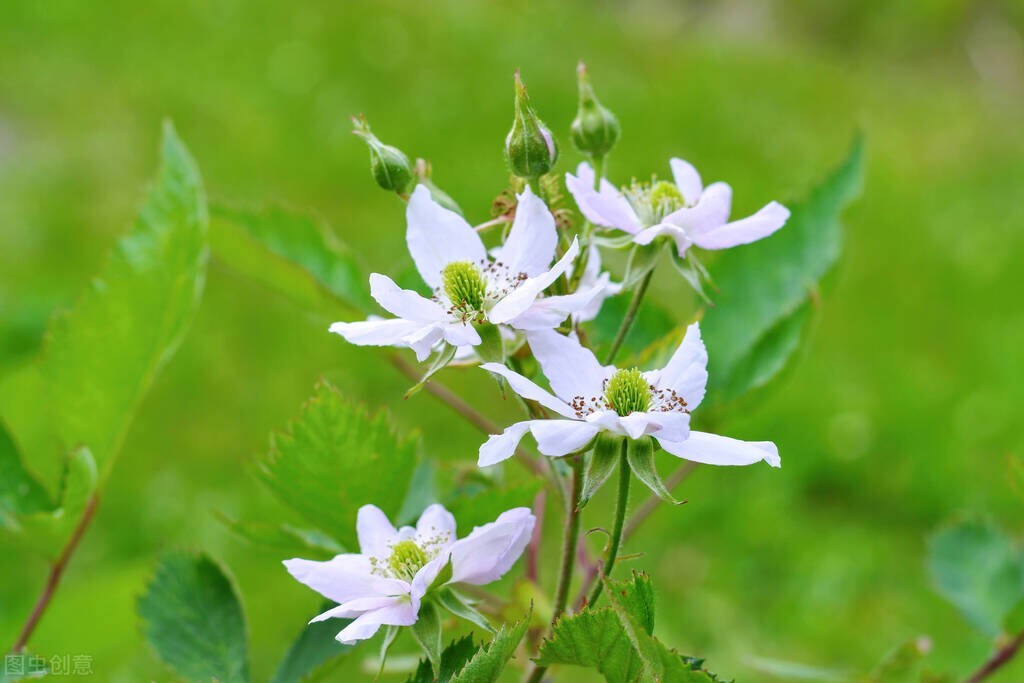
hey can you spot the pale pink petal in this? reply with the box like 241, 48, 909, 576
527, 329, 610, 402
335, 598, 420, 645
530, 419, 600, 456
479, 363, 576, 418
449, 507, 535, 585
493, 185, 557, 277
489, 239, 581, 324
657, 431, 780, 467
369, 273, 446, 322
565, 163, 642, 234
357, 505, 398, 556
670, 158, 703, 204
283, 555, 405, 605
669, 181, 732, 236
416, 504, 457, 544
410, 554, 453, 599
633, 224, 693, 257
310, 596, 398, 622
478, 420, 535, 467
647, 322, 708, 410
691, 201, 789, 250
406, 184, 486, 288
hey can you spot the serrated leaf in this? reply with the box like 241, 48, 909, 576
270, 602, 351, 683
926, 517, 1024, 637
0, 420, 52, 522
138, 552, 249, 683
449, 611, 530, 683
1, 123, 208, 493
701, 136, 864, 406
406, 636, 478, 683
210, 204, 371, 314
258, 380, 419, 549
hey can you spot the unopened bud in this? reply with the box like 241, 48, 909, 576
352, 116, 415, 193
504, 71, 558, 180
571, 63, 620, 160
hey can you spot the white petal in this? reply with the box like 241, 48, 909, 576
357, 505, 397, 556
633, 224, 693, 257
527, 329, 610, 402
649, 322, 708, 410
479, 363, 576, 418
670, 158, 703, 204
406, 184, 486, 288
370, 273, 446, 322
442, 322, 481, 348
335, 598, 420, 645
530, 419, 600, 456
585, 409, 625, 433
329, 318, 426, 347
691, 201, 790, 250
310, 596, 397, 622
416, 504, 457, 544
410, 554, 452, 599
283, 555, 405, 605
617, 413, 657, 440
670, 181, 732, 236
565, 163, 642, 233
489, 239, 580, 324
509, 283, 606, 331
657, 430, 780, 467
478, 420, 535, 467
449, 507, 535, 585
405, 325, 446, 362
493, 185, 557, 277
648, 411, 691, 442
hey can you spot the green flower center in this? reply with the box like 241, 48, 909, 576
605, 368, 653, 416
626, 179, 686, 227
387, 540, 428, 581
442, 261, 488, 314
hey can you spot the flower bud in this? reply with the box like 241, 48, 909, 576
571, 63, 620, 160
504, 71, 558, 180
351, 116, 415, 193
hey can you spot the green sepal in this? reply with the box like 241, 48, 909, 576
474, 323, 505, 364
405, 343, 458, 399
378, 624, 401, 678
622, 242, 664, 289
669, 249, 714, 305
626, 437, 682, 504
410, 600, 444, 676
579, 433, 624, 510
591, 233, 636, 249
437, 588, 495, 633
427, 556, 454, 594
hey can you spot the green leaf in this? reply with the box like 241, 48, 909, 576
1, 123, 208, 493
410, 601, 444, 676
437, 588, 494, 633
580, 433, 624, 509
449, 611, 530, 683
210, 204, 371, 314
864, 638, 932, 683
215, 512, 344, 558
701, 135, 864, 406
11, 448, 98, 557
405, 343, 459, 399
406, 636, 477, 683
270, 602, 350, 683
258, 380, 419, 549
138, 551, 249, 683
446, 480, 541, 533
628, 437, 682, 505
926, 517, 1024, 637
0, 420, 52, 522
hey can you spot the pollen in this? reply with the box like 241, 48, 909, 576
387, 540, 428, 581
442, 261, 488, 314
605, 368, 653, 416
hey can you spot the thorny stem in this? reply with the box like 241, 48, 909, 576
604, 269, 654, 365
585, 441, 630, 607
525, 458, 583, 683
11, 493, 100, 653
965, 630, 1024, 683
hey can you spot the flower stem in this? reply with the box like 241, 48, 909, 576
965, 629, 1024, 683
604, 269, 653, 365
586, 441, 630, 607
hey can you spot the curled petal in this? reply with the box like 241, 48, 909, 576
691, 201, 789, 250
633, 224, 692, 257
493, 185, 557, 277
406, 184, 486, 288
370, 274, 446, 322
449, 507, 535, 585
489, 239, 581, 325
478, 420, 535, 467
566, 163, 642, 234
669, 158, 703, 204
507, 283, 605, 331
657, 430, 780, 467
335, 597, 420, 645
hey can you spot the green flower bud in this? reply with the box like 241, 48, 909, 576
504, 71, 558, 180
571, 62, 620, 160
352, 116, 415, 193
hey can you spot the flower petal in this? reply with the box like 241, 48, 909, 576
670, 181, 732, 236
370, 273, 446, 322
565, 163, 642, 234
479, 363, 576, 418
406, 184, 486, 288
530, 419, 600, 456
329, 318, 427, 347
335, 597, 420, 645
449, 507, 535, 585
479, 420, 535, 467
691, 201, 790, 250
283, 554, 406, 605
633, 224, 693, 257
492, 185, 557, 277
527, 329, 610, 402
648, 322, 708, 410
657, 430, 780, 467
357, 504, 397, 556
404, 324, 446, 362
416, 504, 457, 545
509, 282, 607, 331
617, 413, 657, 440
648, 411, 691, 442
489, 238, 581, 325
670, 158, 703, 204
442, 322, 482, 348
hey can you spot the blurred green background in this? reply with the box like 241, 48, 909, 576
2, 0, 1023, 680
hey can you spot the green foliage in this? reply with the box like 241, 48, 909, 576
210, 204, 371, 315
580, 433, 623, 509
863, 637, 932, 683
0, 653, 46, 682
0, 420, 51, 523
270, 602, 351, 683
406, 636, 478, 683
216, 512, 344, 559
449, 612, 530, 683
138, 552, 249, 683
25, 123, 208, 490
587, 293, 676, 367
10, 447, 97, 556
926, 517, 1024, 637
410, 601, 444, 676
258, 379, 419, 549
701, 135, 864, 406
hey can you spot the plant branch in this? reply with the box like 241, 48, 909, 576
585, 441, 630, 607
604, 269, 654, 365
11, 493, 100, 653
965, 630, 1024, 683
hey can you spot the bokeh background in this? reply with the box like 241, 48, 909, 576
2, 0, 1023, 680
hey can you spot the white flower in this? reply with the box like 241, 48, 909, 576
330, 185, 603, 361
565, 160, 790, 257
284, 503, 535, 645
478, 323, 780, 468
574, 244, 621, 323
